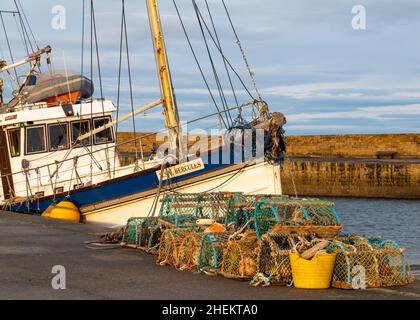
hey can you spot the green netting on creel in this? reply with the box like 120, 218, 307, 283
331, 236, 412, 289
122, 217, 145, 246
158, 193, 239, 227
136, 218, 164, 254
253, 201, 280, 239
253, 232, 312, 286
253, 199, 341, 239
157, 228, 196, 266
197, 232, 232, 273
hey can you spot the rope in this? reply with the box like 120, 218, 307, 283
288, 161, 298, 198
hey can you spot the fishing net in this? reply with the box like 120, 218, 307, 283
157, 228, 196, 266
122, 217, 145, 247
219, 232, 259, 280
331, 235, 412, 289
136, 218, 164, 254
177, 232, 202, 271
159, 193, 239, 227
197, 232, 232, 274
252, 232, 312, 286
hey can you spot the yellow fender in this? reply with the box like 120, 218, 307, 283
42, 200, 80, 223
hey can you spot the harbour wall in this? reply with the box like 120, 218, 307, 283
281, 158, 420, 199
286, 134, 420, 159
116, 133, 420, 199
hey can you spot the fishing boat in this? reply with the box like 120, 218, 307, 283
0, 0, 286, 226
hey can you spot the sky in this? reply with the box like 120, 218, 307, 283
1, 0, 420, 135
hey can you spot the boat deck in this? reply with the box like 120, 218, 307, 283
0, 211, 419, 300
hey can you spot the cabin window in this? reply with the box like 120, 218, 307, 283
54, 187, 64, 194
71, 120, 91, 147
48, 123, 69, 151
25, 126, 46, 154
93, 117, 114, 145
8, 128, 21, 157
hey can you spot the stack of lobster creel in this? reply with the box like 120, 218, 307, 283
117, 192, 412, 290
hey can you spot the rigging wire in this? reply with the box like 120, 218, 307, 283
13, 11, 29, 57
172, 0, 228, 129
90, 0, 111, 177
0, 11, 19, 84
192, 0, 232, 127
80, 0, 86, 119
113, 0, 125, 177
14, 0, 39, 50
192, 3, 256, 101
204, 0, 238, 108
13, 0, 35, 54
221, 0, 262, 103
122, 0, 144, 168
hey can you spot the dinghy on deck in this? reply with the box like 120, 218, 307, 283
7, 73, 94, 108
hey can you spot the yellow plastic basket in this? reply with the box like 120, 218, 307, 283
290, 252, 337, 289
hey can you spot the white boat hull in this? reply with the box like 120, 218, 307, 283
82, 161, 282, 227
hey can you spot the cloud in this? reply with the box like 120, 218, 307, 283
1, 0, 419, 135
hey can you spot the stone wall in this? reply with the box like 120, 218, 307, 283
281, 159, 420, 199
286, 134, 420, 159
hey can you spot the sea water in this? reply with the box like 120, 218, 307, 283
323, 197, 420, 268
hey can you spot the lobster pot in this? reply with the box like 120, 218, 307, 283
331, 238, 411, 289
255, 232, 311, 286
122, 217, 146, 247
234, 207, 255, 232
159, 193, 238, 227
157, 228, 196, 266
137, 218, 164, 254
197, 232, 232, 273
177, 232, 202, 271
253, 199, 342, 239
253, 202, 280, 239
267, 199, 340, 226
219, 234, 259, 280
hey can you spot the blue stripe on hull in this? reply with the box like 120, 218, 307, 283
8, 151, 236, 214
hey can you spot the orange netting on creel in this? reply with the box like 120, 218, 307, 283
157, 228, 196, 267
219, 232, 259, 280
177, 232, 201, 271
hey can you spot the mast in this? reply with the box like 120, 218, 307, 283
146, 0, 183, 158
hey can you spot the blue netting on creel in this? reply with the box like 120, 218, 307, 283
368, 238, 400, 250
197, 232, 232, 273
